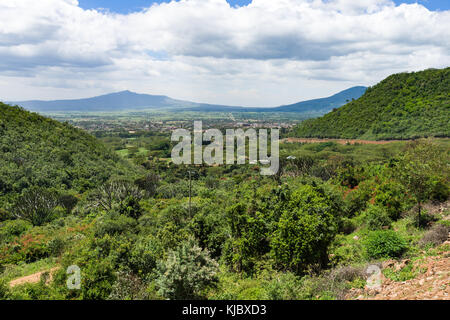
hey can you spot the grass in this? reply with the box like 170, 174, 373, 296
0, 258, 57, 282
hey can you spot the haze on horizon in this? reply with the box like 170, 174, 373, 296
0, 0, 449, 107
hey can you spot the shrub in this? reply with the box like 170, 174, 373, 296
0, 219, 32, 242
129, 237, 164, 277
364, 230, 407, 259
419, 224, 449, 247
94, 212, 137, 237
118, 196, 143, 220
47, 237, 66, 257
363, 205, 392, 230
263, 272, 303, 300
0, 279, 10, 299
0, 208, 13, 222
108, 270, 149, 300
156, 238, 219, 300
431, 180, 449, 203
59, 194, 79, 214
373, 182, 406, 221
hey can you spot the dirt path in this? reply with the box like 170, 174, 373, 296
9, 267, 60, 288
282, 138, 404, 145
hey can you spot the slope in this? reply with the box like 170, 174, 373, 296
0, 102, 135, 208
295, 68, 450, 140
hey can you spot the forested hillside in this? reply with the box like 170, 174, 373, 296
295, 68, 450, 140
0, 103, 136, 209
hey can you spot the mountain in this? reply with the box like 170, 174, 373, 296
295, 68, 450, 140
180, 86, 367, 113
9, 90, 202, 113
8, 87, 367, 114
0, 102, 135, 208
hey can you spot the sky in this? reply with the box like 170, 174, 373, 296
79, 0, 450, 13
0, 0, 449, 107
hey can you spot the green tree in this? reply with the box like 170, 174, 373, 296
394, 140, 449, 227
13, 187, 59, 226
271, 185, 339, 274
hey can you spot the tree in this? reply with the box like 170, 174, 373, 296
135, 173, 160, 198
13, 187, 59, 226
271, 185, 339, 274
394, 140, 448, 227
156, 238, 219, 300
89, 179, 143, 212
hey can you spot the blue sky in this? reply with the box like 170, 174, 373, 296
78, 0, 450, 13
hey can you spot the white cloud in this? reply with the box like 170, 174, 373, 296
0, 0, 449, 106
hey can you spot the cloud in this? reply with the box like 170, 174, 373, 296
0, 0, 449, 105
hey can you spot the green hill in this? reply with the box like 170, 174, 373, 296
0, 103, 135, 208
295, 68, 450, 140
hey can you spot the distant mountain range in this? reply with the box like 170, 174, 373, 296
7, 86, 367, 114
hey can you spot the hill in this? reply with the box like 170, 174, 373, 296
295, 68, 450, 140
0, 102, 135, 208
9, 87, 366, 115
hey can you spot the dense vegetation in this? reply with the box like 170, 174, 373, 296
295, 68, 450, 140
0, 103, 137, 212
0, 101, 449, 300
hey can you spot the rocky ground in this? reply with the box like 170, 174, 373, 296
348, 240, 450, 300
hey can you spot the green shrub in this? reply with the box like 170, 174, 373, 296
0, 219, 32, 242
94, 212, 137, 237
156, 238, 219, 300
47, 237, 66, 257
118, 196, 143, 220
0, 279, 11, 299
263, 272, 303, 300
431, 180, 449, 203
383, 263, 417, 282
364, 230, 407, 259
373, 182, 406, 220
363, 205, 392, 230
129, 237, 164, 277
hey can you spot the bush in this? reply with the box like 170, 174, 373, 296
0, 279, 11, 299
363, 205, 392, 230
431, 180, 449, 202
94, 212, 137, 237
373, 182, 406, 221
0, 219, 32, 242
118, 196, 143, 220
129, 237, 164, 277
364, 230, 407, 259
108, 270, 149, 300
419, 224, 450, 247
156, 238, 219, 300
263, 272, 303, 300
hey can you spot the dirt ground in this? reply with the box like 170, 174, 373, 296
9, 267, 60, 288
282, 138, 404, 145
